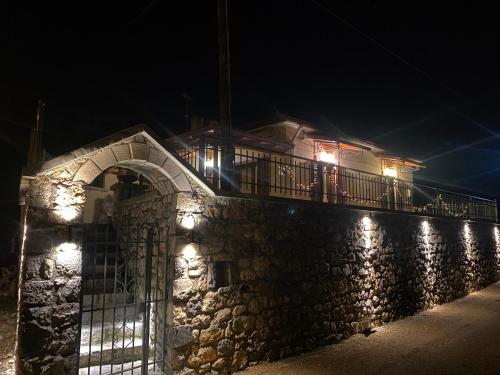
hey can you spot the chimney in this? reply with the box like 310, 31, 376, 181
27, 99, 45, 168
190, 115, 204, 131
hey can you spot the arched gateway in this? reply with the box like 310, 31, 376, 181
17, 126, 213, 375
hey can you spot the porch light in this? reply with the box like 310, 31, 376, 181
383, 167, 397, 178
318, 151, 337, 164
205, 158, 214, 168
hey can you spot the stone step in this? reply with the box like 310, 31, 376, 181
82, 293, 135, 309
83, 264, 123, 278
81, 305, 143, 325
80, 322, 143, 347
78, 360, 141, 375
83, 278, 132, 294
79, 338, 144, 368
78, 361, 165, 375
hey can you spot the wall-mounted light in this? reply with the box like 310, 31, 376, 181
318, 151, 337, 164
382, 167, 397, 178
182, 243, 197, 260
181, 214, 195, 230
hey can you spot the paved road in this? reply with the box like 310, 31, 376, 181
239, 282, 500, 375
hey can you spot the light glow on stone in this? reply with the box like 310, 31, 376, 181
421, 220, 430, 235
362, 216, 371, 230
361, 216, 372, 249
494, 227, 499, 243
464, 223, 471, 238
55, 186, 78, 221
55, 242, 80, 265
181, 214, 195, 230
182, 243, 197, 259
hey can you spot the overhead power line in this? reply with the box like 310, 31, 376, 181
309, 0, 463, 99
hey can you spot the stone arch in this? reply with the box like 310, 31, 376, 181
38, 130, 213, 197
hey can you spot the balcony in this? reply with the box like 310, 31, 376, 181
169, 141, 498, 223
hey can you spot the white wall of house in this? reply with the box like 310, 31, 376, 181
83, 173, 118, 223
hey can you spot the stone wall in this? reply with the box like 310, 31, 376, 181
18, 175, 85, 374
17, 174, 500, 375
114, 192, 177, 371
171, 194, 500, 374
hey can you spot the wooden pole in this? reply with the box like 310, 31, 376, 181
217, 0, 234, 190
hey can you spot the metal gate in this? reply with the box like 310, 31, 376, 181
77, 223, 169, 375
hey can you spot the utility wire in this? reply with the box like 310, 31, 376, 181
309, 0, 463, 99
122, 0, 158, 31
310, 0, 500, 169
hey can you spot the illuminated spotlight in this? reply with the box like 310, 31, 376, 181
382, 167, 397, 178
205, 158, 214, 168
181, 214, 195, 230
182, 243, 197, 259
318, 151, 337, 164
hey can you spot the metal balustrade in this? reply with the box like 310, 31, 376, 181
174, 144, 498, 223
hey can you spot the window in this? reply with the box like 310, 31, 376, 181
208, 261, 234, 289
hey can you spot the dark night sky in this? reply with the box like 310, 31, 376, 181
2, 1, 500, 263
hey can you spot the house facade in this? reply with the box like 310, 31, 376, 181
16, 121, 499, 375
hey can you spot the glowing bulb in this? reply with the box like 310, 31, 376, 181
383, 167, 397, 178
205, 159, 214, 168
181, 214, 195, 230
318, 151, 337, 164
182, 243, 197, 259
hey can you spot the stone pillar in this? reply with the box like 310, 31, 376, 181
17, 175, 85, 374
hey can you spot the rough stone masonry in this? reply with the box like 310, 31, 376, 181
163, 191, 500, 374
18, 176, 500, 374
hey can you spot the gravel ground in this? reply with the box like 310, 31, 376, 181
239, 281, 500, 375
0, 296, 16, 375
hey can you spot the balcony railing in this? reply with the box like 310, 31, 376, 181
174, 143, 498, 223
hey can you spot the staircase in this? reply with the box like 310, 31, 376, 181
78, 225, 146, 375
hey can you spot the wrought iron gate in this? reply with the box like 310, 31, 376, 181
77, 223, 169, 375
